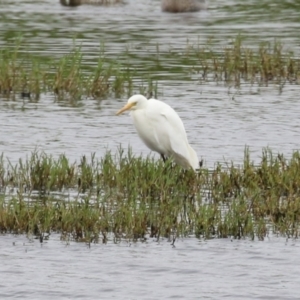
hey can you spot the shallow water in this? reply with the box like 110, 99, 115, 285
1, 0, 300, 166
1, 85, 300, 168
0, 234, 300, 300
1, 1, 300, 298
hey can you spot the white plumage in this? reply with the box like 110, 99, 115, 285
116, 94, 199, 170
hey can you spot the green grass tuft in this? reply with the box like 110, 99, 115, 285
1, 148, 300, 243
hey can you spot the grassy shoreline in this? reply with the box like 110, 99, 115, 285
0, 36, 299, 100
0, 148, 300, 243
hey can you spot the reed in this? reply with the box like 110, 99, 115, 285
1, 148, 300, 243
184, 36, 300, 86
0, 43, 154, 101
0, 36, 299, 100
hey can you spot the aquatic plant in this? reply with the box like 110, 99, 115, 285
185, 36, 300, 86
0, 148, 300, 243
0, 36, 299, 101
0, 43, 151, 101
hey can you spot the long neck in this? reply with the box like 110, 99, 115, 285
136, 97, 148, 110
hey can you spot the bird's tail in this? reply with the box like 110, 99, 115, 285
188, 145, 200, 170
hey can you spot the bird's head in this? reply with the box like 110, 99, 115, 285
116, 94, 148, 115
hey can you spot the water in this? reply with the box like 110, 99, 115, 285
0, 0, 300, 166
1, 234, 300, 300
1, 0, 300, 167
1, 0, 300, 298
1, 86, 299, 167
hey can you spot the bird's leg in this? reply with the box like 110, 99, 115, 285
199, 159, 203, 168
160, 154, 167, 163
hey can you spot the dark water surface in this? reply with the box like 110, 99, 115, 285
1, 0, 300, 298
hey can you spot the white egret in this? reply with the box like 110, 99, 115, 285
116, 94, 200, 170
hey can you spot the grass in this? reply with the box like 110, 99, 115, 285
0, 41, 157, 101
0, 36, 299, 101
0, 148, 300, 244
189, 36, 300, 86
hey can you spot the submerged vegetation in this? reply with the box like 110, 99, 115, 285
0, 36, 299, 101
0, 148, 300, 243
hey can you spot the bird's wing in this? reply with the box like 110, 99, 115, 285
147, 99, 190, 159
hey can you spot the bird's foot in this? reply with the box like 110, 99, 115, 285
161, 154, 167, 162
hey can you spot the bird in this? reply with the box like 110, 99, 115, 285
116, 94, 200, 170
161, 0, 207, 13
60, 0, 122, 6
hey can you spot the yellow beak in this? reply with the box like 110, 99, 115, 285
116, 102, 135, 116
